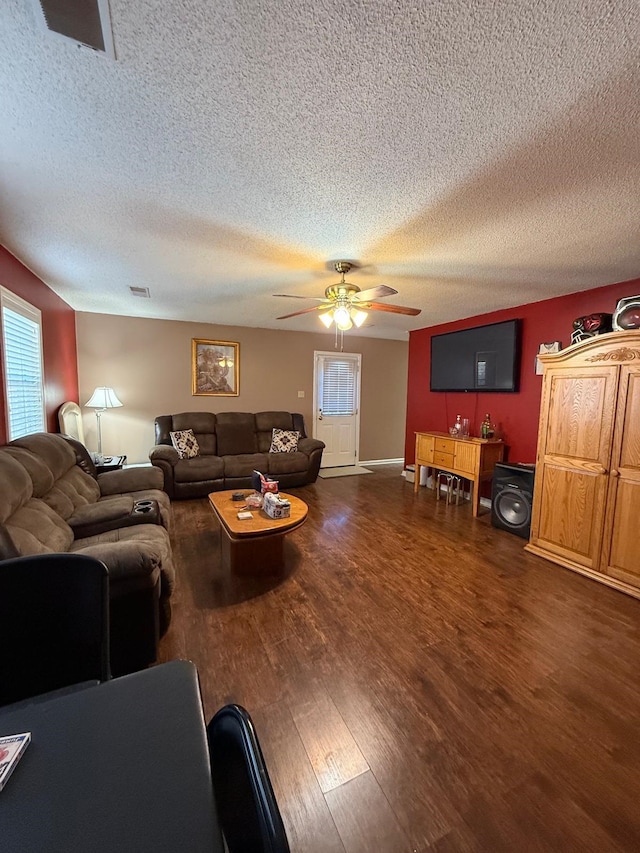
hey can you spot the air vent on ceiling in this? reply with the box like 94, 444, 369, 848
129, 286, 150, 298
32, 0, 116, 59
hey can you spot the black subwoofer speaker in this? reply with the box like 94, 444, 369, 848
491, 463, 535, 539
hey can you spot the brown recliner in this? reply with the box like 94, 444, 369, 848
0, 433, 175, 675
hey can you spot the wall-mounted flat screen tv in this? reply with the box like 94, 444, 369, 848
430, 319, 521, 392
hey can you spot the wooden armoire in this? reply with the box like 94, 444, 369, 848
526, 330, 640, 599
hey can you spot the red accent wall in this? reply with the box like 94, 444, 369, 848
406, 277, 640, 465
0, 246, 78, 445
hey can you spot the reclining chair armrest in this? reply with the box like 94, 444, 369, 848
73, 542, 162, 676
74, 541, 161, 593
297, 437, 325, 455
297, 437, 325, 484
98, 466, 164, 496
149, 445, 180, 499
149, 444, 180, 464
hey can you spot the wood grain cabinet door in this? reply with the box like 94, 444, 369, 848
453, 441, 479, 477
416, 433, 434, 464
530, 366, 619, 571
601, 365, 640, 587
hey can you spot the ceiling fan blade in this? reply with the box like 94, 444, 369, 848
354, 284, 398, 302
273, 294, 329, 302
277, 305, 331, 319
366, 301, 422, 316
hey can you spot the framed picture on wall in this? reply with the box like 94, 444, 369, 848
192, 339, 239, 396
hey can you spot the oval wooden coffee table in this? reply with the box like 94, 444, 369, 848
208, 490, 308, 573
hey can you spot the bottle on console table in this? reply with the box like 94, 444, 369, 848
481, 413, 494, 439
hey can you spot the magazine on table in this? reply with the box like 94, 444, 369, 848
0, 732, 31, 791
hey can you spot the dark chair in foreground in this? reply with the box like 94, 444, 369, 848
0, 553, 110, 707
207, 703, 290, 853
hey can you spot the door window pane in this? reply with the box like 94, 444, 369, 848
320, 356, 357, 416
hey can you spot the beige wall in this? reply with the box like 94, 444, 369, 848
76, 313, 409, 464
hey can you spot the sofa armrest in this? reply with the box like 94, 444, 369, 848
149, 444, 180, 465
297, 437, 325, 455
98, 466, 164, 496
73, 541, 161, 594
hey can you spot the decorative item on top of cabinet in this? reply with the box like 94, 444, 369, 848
525, 330, 640, 599
612, 296, 640, 331
570, 314, 612, 346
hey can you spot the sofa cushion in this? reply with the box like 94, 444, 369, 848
0, 453, 34, 522
170, 412, 217, 455
46, 468, 102, 520
0, 523, 19, 559
223, 453, 269, 478
2, 446, 56, 497
216, 413, 258, 456
170, 429, 200, 459
256, 412, 295, 452
11, 432, 78, 483
6, 498, 75, 555
267, 451, 310, 476
174, 455, 225, 483
269, 428, 300, 453
7, 435, 101, 519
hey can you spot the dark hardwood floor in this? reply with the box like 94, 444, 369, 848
158, 466, 640, 852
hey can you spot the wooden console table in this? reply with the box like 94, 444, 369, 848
414, 431, 504, 517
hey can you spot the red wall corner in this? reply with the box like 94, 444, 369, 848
405, 277, 640, 465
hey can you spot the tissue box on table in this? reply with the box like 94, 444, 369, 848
263, 491, 291, 519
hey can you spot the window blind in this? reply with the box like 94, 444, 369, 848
320, 357, 358, 416
1, 290, 46, 439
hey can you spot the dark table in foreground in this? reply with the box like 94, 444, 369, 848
0, 660, 224, 853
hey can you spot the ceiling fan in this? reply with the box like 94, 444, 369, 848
274, 261, 421, 332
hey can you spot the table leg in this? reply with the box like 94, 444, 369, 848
471, 478, 480, 517
220, 530, 285, 573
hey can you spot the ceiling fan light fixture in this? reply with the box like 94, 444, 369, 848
319, 311, 334, 328
352, 309, 367, 327
334, 306, 352, 330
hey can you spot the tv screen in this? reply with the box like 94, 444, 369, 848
430, 319, 521, 392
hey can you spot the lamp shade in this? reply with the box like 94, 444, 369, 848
85, 387, 123, 409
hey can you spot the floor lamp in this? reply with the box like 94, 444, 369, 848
85, 387, 123, 460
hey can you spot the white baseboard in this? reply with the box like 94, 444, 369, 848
358, 457, 404, 466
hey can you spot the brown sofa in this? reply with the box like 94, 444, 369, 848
149, 411, 325, 499
0, 432, 175, 675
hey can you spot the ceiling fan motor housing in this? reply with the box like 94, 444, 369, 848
325, 282, 362, 302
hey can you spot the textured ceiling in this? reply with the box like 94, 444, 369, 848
1, 0, 639, 340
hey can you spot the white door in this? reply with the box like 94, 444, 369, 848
313, 351, 361, 468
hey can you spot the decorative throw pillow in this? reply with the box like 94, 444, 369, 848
269, 428, 300, 453
170, 428, 200, 459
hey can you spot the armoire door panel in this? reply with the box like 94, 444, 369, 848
535, 465, 608, 567
601, 365, 640, 587
545, 371, 617, 464
603, 478, 640, 587
618, 370, 640, 471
